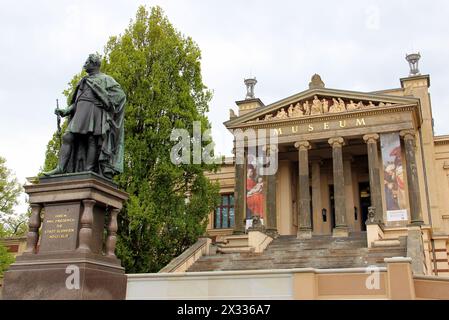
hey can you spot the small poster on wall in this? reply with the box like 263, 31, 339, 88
380, 132, 409, 222
386, 209, 408, 222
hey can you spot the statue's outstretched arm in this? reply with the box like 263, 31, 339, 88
55, 104, 75, 117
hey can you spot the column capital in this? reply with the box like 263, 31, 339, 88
363, 133, 380, 144
82, 199, 96, 207
399, 129, 416, 141
294, 140, 311, 150
328, 137, 345, 148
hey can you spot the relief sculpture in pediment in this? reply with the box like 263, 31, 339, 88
249, 96, 397, 123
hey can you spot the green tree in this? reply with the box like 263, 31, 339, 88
0, 157, 22, 275
0, 242, 14, 276
42, 6, 220, 273
0, 157, 21, 216
0, 156, 26, 237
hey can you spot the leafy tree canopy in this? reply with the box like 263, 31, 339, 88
0, 156, 26, 237
0, 157, 23, 276
0, 240, 14, 276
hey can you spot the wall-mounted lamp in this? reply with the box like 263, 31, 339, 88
322, 208, 327, 222
354, 206, 358, 220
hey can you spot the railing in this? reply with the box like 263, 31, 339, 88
158, 237, 211, 273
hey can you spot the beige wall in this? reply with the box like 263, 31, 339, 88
434, 140, 449, 234
127, 260, 449, 300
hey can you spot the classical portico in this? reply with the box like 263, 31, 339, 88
184, 55, 449, 279
225, 74, 426, 238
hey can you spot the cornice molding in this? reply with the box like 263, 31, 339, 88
226, 104, 418, 130
225, 87, 420, 127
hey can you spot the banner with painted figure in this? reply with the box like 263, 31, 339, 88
246, 152, 266, 229
380, 132, 408, 222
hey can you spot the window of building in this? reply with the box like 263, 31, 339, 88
214, 194, 235, 229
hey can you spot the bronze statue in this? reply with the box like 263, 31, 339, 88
44, 54, 126, 179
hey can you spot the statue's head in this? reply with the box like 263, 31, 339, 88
83, 54, 101, 74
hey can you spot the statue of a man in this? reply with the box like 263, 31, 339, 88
44, 54, 126, 179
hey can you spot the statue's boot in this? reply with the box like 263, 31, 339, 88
42, 165, 64, 176
43, 133, 74, 176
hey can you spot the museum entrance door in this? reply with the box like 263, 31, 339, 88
358, 182, 371, 231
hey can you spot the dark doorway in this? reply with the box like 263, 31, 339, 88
359, 182, 371, 231
329, 185, 336, 229
310, 186, 313, 230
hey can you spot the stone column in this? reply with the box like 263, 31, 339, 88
343, 157, 356, 230
265, 145, 278, 236
77, 199, 96, 252
400, 130, 424, 226
24, 204, 42, 254
233, 147, 246, 234
277, 160, 294, 235
295, 140, 312, 239
363, 133, 384, 224
311, 159, 323, 234
328, 137, 349, 237
106, 208, 120, 257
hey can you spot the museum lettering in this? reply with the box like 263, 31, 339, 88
272, 117, 366, 136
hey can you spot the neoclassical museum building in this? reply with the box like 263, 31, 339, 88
204, 54, 449, 243
127, 55, 449, 299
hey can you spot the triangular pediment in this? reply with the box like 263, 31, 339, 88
224, 87, 419, 128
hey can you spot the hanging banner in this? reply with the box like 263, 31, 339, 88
380, 132, 408, 222
246, 152, 266, 229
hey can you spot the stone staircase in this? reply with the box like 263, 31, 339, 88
215, 235, 254, 254
187, 232, 407, 272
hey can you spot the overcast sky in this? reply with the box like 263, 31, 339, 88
1, 0, 449, 212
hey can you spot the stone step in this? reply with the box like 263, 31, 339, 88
268, 240, 368, 246
368, 247, 406, 254
187, 232, 403, 272
372, 239, 401, 247
265, 249, 369, 255
217, 246, 255, 254
221, 235, 249, 247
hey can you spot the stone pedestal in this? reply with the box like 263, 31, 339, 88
2, 173, 128, 300
406, 226, 425, 275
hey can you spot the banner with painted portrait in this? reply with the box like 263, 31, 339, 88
380, 132, 408, 222
246, 152, 266, 229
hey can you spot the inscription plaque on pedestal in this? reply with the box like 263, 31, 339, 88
39, 203, 80, 252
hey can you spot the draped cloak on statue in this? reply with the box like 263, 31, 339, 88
65, 72, 126, 178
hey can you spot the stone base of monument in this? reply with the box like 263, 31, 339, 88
2, 172, 129, 300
